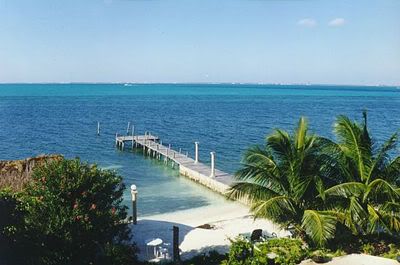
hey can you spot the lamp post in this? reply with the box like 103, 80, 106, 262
131, 184, 138, 225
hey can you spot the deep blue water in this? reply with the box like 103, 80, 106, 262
1, 84, 399, 216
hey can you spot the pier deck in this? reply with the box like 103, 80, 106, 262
115, 134, 235, 194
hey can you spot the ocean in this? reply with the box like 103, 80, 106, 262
0, 84, 399, 216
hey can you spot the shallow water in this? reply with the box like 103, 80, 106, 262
0, 84, 399, 216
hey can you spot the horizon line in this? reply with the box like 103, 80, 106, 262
0, 82, 399, 87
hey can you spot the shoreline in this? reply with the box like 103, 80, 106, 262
131, 201, 289, 261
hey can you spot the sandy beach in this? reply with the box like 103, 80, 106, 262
130, 201, 289, 261
300, 254, 399, 265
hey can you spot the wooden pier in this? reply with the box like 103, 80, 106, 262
115, 132, 234, 195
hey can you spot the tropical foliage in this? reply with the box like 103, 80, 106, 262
229, 118, 337, 233
229, 112, 400, 246
0, 158, 137, 265
220, 237, 308, 265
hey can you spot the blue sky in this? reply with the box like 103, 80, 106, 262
0, 0, 399, 85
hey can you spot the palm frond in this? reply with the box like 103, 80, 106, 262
227, 182, 280, 203
383, 157, 400, 185
380, 208, 400, 232
381, 201, 400, 212
302, 210, 337, 247
367, 132, 398, 184
324, 182, 366, 198
267, 129, 293, 163
235, 145, 285, 193
348, 196, 368, 226
365, 178, 400, 203
250, 196, 297, 222
361, 110, 373, 156
334, 115, 371, 181
367, 204, 388, 234
294, 117, 308, 151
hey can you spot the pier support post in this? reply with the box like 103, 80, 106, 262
130, 184, 138, 225
131, 125, 135, 149
127, 122, 131, 135
173, 226, 181, 264
115, 133, 118, 146
194, 142, 199, 163
210, 152, 215, 178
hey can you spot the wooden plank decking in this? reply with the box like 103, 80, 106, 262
115, 133, 235, 194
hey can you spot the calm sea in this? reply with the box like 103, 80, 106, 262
0, 84, 399, 216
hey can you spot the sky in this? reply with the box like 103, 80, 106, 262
0, 0, 399, 85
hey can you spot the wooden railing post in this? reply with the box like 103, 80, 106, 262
194, 142, 199, 163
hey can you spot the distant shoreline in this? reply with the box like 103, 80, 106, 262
0, 82, 398, 88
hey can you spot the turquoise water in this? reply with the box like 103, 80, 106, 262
0, 84, 399, 216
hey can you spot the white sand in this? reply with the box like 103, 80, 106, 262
130, 201, 289, 261
130, 204, 398, 265
300, 254, 398, 265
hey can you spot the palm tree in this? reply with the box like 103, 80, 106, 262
228, 117, 337, 234
302, 112, 400, 246
230, 113, 400, 247
324, 112, 399, 234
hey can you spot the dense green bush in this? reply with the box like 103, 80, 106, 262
381, 244, 400, 260
0, 158, 137, 265
310, 250, 331, 263
221, 238, 254, 265
221, 238, 308, 265
0, 190, 28, 264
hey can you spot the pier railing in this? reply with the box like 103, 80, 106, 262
114, 130, 234, 195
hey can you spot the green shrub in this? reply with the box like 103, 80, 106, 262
362, 243, 375, 255
222, 238, 308, 265
0, 190, 28, 264
256, 238, 308, 265
310, 250, 332, 263
221, 238, 254, 265
361, 241, 390, 256
329, 248, 346, 257
1, 158, 137, 265
381, 244, 400, 260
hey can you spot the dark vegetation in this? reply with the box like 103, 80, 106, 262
0, 159, 137, 265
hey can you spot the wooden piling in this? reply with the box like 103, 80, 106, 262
127, 122, 131, 135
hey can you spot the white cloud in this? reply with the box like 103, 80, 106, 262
329, 18, 346, 27
297, 18, 317, 27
